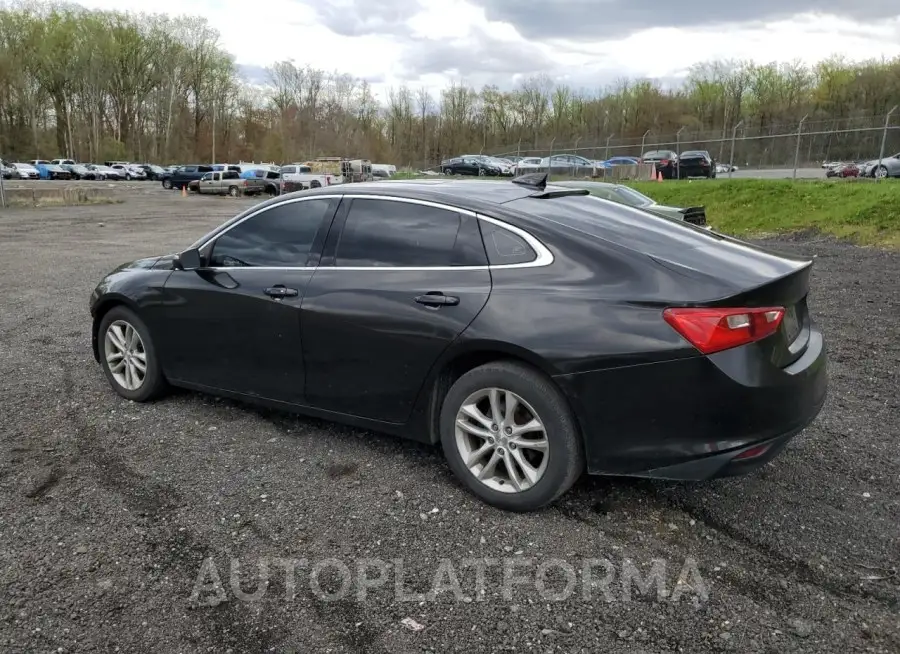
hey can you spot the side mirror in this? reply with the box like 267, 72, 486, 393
175, 248, 202, 271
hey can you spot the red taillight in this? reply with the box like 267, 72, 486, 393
663, 307, 785, 354
659, 159, 669, 166
732, 443, 771, 460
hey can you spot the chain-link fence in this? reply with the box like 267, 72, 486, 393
481, 109, 900, 178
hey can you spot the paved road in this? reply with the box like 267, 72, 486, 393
0, 190, 898, 652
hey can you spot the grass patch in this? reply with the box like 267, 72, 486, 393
624, 179, 900, 246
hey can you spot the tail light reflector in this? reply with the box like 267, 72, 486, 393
732, 443, 771, 460
663, 306, 785, 354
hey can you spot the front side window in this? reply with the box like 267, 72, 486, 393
335, 199, 487, 268
209, 199, 335, 268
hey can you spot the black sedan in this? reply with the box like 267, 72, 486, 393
441, 156, 503, 176
640, 150, 678, 179
89, 174, 827, 512
677, 150, 716, 178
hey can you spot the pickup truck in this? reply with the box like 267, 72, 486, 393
161, 164, 214, 190
189, 170, 267, 196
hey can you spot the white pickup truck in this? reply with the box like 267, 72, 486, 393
279, 163, 338, 190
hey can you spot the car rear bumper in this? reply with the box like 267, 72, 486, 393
554, 326, 827, 480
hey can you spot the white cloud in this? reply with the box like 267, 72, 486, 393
68, 0, 900, 100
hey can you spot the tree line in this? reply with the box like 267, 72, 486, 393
1, 2, 899, 168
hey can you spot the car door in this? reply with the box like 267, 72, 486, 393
198, 172, 214, 193
154, 196, 340, 403
300, 196, 492, 424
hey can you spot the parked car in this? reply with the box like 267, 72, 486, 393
63, 163, 95, 180
239, 166, 283, 195
110, 164, 146, 180
677, 150, 716, 178
279, 163, 336, 190
50, 158, 76, 167
1, 160, 15, 179
441, 156, 503, 176
604, 156, 641, 166
135, 164, 168, 181
715, 163, 739, 174
825, 163, 860, 178
552, 180, 708, 227
89, 175, 827, 512
189, 170, 267, 196
87, 164, 124, 181
10, 163, 40, 179
640, 150, 679, 179
31, 161, 72, 180
513, 154, 607, 175
161, 164, 214, 190
860, 152, 900, 179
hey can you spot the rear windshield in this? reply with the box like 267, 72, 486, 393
680, 151, 708, 157
506, 194, 724, 253
641, 151, 673, 159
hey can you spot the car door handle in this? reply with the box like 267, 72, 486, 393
415, 293, 459, 307
264, 286, 298, 298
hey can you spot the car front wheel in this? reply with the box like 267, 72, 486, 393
440, 361, 584, 512
99, 306, 167, 402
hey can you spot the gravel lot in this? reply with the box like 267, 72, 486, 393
0, 189, 898, 653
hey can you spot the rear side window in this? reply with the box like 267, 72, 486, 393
209, 199, 335, 268
223, 171, 239, 180
335, 199, 487, 267
479, 222, 536, 265
181, 166, 196, 173
282, 166, 296, 174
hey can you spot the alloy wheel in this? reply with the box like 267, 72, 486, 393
876, 166, 888, 179
454, 387, 549, 493
104, 320, 147, 391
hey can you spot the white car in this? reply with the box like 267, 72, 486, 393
513, 154, 605, 175
111, 164, 146, 180
11, 163, 40, 179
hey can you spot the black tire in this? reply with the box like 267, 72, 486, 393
439, 360, 584, 512
97, 305, 167, 402
228, 185, 240, 197
443, 168, 452, 175
310, 180, 322, 188
162, 178, 172, 189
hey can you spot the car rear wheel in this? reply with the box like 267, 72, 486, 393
162, 178, 172, 189
99, 306, 167, 402
875, 165, 888, 179
228, 185, 240, 197
440, 361, 584, 512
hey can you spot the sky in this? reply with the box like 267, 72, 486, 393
69, 0, 900, 101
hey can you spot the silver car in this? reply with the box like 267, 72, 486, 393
862, 152, 900, 178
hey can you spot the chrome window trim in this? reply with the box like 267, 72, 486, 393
199, 193, 554, 273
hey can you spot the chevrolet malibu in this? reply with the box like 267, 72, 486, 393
90, 175, 827, 512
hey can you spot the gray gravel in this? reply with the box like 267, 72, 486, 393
0, 190, 898, 653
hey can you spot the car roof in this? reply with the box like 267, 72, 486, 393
295, 179, 543, 209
